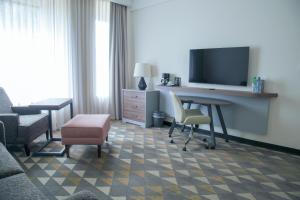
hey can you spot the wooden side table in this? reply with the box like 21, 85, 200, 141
122, 89, 159, 128
29, 98, 73, 156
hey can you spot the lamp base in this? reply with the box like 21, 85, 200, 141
138, 77, 147, 90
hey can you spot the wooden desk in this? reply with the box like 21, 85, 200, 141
179, 96, 231, 142
157, 85, 278, 98
30, 98, 73, 137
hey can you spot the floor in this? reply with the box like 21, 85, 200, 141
10, 121, 300, 200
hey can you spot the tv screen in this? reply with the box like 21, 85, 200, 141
189, 47, 249, 86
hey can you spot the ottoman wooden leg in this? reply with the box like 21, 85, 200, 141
97, 145, 101, 158
65, 145, 70, 158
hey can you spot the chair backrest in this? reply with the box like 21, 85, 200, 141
0, 87, 13, 114
169, 91, 185, 123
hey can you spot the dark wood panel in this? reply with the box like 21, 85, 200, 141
123, 90, 145, 101
123, 101, 145, 112
123, 110, 145, 122
157, 86, 278, 98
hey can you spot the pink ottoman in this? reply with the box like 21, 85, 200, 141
61, 114, 110, 158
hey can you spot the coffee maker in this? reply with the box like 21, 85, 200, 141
161, 73, 170, 86
174, 77, 181, 86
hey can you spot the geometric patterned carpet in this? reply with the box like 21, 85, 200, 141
9, 121, 300, 200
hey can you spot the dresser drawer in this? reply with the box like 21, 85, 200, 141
123, 110, 145, 122
123, 91, 145, 102
123, 101, 145, 112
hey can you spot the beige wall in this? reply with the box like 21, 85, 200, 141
129, 0, 300, 149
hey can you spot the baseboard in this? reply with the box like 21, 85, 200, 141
164, 121, 300, 156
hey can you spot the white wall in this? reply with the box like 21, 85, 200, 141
111, 0, 132, 6
130, 0, 300, 149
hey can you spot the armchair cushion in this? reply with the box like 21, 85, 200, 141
11, 106, 41, 115
0, 173, 46, 200
0, 113, 19, 143
65, 190, 100, 200
17, 113, 48, 144
0, 143, 24, 179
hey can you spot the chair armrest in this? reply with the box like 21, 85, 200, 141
11, 106, 41, 115
181, 100, 193, 109
0, 121, 6, 146
64, 190, 99, 200
0, 114, 19, 143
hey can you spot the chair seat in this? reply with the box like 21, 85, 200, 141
183, 115, 211, 125
19, 114, 48, 127
183, 109, 210, 125
185, 109, 203, 116
17, 113, 49, 144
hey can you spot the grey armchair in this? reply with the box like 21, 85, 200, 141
0, 87, 49, 156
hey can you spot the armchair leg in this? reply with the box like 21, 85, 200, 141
24, 144, 30, 156
183, 124, 194, 151
45, 130, 50, 140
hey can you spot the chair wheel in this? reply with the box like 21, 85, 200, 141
182, 147, 187, 151
169, 134, 172, 138
202, 138, 207, 142
225, 139, 229, 142
170, 139, 174, 144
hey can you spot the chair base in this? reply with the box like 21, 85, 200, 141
168, 120, 216, 151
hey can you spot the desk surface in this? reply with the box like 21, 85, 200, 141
157, 86, 278, 98
29, 98, 72, 110
179, 96, 231, 105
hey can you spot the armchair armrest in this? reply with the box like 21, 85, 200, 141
0, 121, 6, 146
11, 106, 41, 115
64, 190, 99, 200
0, 114, 19, 143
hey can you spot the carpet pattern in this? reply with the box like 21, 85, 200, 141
10, 121, 300, 200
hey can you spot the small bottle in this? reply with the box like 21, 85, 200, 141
252, 77, 257, 93
257, 77, 261, 93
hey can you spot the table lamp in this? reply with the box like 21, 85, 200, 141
134, 63, 151, 90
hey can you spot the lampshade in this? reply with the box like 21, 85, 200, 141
133, 63, 151, 77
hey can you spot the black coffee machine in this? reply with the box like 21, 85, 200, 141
161, 73, 170, 86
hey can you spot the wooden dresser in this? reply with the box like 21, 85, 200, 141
122, 89, 159, 128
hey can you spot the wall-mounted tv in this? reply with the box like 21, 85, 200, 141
189, 47, 249, 86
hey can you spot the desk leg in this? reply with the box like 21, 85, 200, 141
168, 119, 176, 143
207, 105, 216, 149
70, 102, 74, 118
216, 105, 229, 142
48, 110, 53, 139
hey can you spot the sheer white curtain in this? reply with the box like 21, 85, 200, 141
0, 0, 111, 125
69, 0, 110, 115
0, 0, 70, 129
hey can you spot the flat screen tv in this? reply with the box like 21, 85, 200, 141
189, 47, 249, 86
